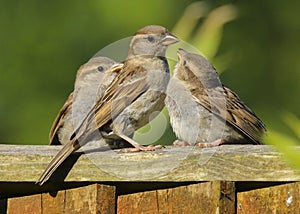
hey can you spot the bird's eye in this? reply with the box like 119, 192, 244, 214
183, 60, 187, 66
97, 66, 104, 72
147, 35, 155, 43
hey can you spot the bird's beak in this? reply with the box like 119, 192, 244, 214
161, 32, 179, 46
177, 48, 187, 64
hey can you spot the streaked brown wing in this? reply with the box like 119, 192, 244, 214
49, 92, 73, 145
96, 77, 149, 127
70, 63, 148, 143
192, 86, 267, 144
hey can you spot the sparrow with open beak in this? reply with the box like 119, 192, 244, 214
165, 49, 267, 147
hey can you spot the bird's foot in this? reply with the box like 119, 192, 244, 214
173, 140, 190, 146
120, 144, 165, 152
196, 139, 225, 147
116, 132, 164, 152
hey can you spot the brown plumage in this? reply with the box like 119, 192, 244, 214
37, 25, 178, 185
49, 57, 123, 145
49, 92, 74, 145
165, 49, 267, 146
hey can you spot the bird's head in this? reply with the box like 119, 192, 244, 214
128, 25, 179, 58
176, 48, 221, 88
75, 57, 122, 86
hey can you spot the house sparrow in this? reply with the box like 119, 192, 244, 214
37, 25, 179, 185
49, 57, 123, 145
165, 49, 267, 147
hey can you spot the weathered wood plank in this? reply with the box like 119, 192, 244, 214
7, 194, 42, 214
0, 144, 300, 183
63, 184, 115, 214
117, 181, 235, 214
42, 190, 65, 213
237, 182, 300, 213
6, 184, 115, 214
220, 181, 236, 213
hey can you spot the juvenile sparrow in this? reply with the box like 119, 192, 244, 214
165, 49, 267, 147
37, 25, 179, 185
49, 57, 123, 145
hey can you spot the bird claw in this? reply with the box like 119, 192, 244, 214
196, 139, 225, 147
173, 140, 190, 146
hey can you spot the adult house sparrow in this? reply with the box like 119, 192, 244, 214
165, 49, 267, 147
37, 25, 179, 185
49, 57, 123, 145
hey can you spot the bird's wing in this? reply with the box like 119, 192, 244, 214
37, 64, 142, 185
192, 86, 267, 144
70, 63, 149, 143
49, 92, 73, 145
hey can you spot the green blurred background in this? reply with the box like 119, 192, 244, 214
1, 0, 299, 152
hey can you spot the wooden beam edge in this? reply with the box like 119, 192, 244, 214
0, 144, 300, 182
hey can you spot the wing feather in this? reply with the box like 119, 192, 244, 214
192, 85, 267, 144
70, 63, 149, 143
49, 92, 73, 145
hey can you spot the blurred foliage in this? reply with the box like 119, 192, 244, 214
265, 129, 300, 169
282, 112, 300, 140
0, 0, 300, 152
264, 113, 300, 169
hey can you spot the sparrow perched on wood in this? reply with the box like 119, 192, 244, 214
37, 25, 179, 185
165, 49, 267, 147
49, 57, 123, 145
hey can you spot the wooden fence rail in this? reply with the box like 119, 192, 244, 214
0, 144, 300, 213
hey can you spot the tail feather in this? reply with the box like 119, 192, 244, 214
36, 141, 78, 186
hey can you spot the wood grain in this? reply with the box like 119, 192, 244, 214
6, 184, 115, 214
0, 144, 299, 183
7, 194, 42, 214
237, 182, 300, 214
117, 181, 235, 214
